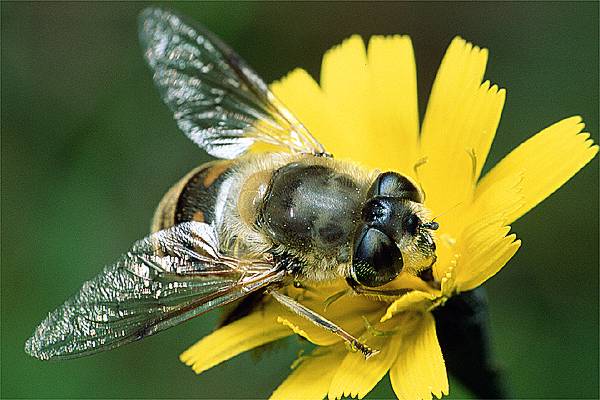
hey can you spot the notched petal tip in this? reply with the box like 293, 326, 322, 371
338, 34, 365, 47
320, 35, 367, 91
368, 33, 411, 47
270, 67, 310, 88
456, 226, 522, 292
482, 81, 506, 99
419, 33, 500, 211
450, 35, 466, 48
322, 35, 366, 67
477, 115, 598, 224
565, 114, 583, 126
449, 35, 488, 57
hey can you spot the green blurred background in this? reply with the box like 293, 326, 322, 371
2, 2, 598, 398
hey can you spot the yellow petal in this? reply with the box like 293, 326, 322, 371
454, 211, 521, 291
433, 168, 524, 285
459, 233, 520, 292
380, 291, 437, 323
320, 35, 371, 163
269, 68, 339, 151
366, 35, 419, 174
179, 303, 291, 374
270, 35, 420, 174
476, 116, 598, 223
270, 346, 347, 400
390, 313, 449, 400
328, 324, 403, 399
419, 37, 505, 225
469, 170, 525, 226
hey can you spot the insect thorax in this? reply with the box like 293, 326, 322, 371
256, 155, 376, 281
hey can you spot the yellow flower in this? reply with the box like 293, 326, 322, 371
179, 36, 598, 399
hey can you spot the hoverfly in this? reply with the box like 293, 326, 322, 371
25, 8, 439, 361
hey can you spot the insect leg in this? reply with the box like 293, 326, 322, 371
268, 290, 379, 359
346, 277, 413, 298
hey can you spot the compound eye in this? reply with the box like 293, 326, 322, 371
361, 197, 392, 226
404, 213, 420, 236
351, 226, 403, 287
368, 172, 422, 203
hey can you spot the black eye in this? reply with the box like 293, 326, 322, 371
368, 172, 422, 203
404, 214, 420, 236
351, 226, 403, 287
361, 197, 391, 224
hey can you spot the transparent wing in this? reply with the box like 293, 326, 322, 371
25, 222, 282, 360
139, 7, 328, 159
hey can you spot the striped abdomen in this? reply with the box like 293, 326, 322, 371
151, 160, 234, 233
